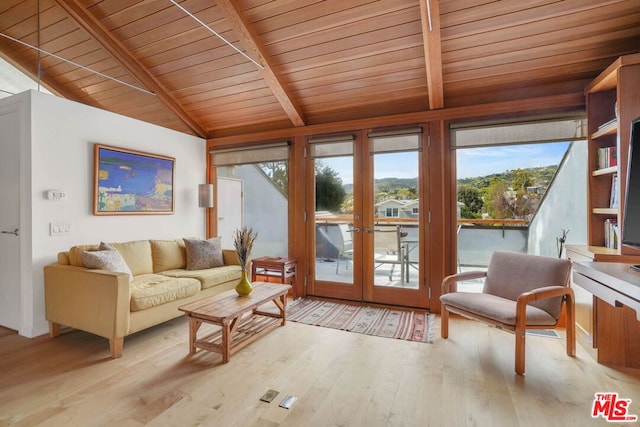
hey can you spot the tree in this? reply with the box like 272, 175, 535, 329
485, 177, 511, 219
397, 187, 417, 199
457, 185, 483, 218
315, 164, 346, 212
258, 162, 288, 194
484, 172, 541, 220
512, 169, 533, 191
510, 169, 539, 220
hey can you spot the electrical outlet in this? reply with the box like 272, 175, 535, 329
50, 222, 71, 236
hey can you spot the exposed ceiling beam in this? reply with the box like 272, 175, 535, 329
53, 0, 208, 138
215, 0, 306, 127
420, 0, 444, 110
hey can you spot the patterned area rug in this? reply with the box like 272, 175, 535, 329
287, 299, 435, 343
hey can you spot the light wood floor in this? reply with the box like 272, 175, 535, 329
1, 314, 639, 427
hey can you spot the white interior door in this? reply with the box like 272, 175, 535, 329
217, 177, 243, 249
0, 105, 22, 331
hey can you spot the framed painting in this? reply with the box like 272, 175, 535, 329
93, 144, 175, 215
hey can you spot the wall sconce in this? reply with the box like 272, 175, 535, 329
198, 184, 214, 208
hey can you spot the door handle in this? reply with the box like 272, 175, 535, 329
1, 228, 19, 236
351, 227, 361, 233
365, 227, 374, 233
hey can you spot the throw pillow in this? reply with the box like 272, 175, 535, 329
83, 246, 133, 282
100, 241, 116, 251
184, 237, 224, 270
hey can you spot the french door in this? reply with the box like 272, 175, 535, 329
307, 129, 429, 309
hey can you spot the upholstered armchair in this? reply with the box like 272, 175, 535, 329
440, 251, 575, 375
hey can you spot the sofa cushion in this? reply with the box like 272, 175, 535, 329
150, 239, 187, 272
58, 251, 71, 265
108, 240, 153, 276
130, 274, 200, 311
223, 249, 238, 266
161, 265, 242, 289
82, 245, 134, 282
69, 244, 100, 267
184, 237, 224, 270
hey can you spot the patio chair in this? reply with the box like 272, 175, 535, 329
335, 223, 354, 273
440, 251, 575, 375
373, 225, 405, 282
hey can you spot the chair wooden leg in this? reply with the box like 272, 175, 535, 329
565, 297, 576, 357
515, 326, 526, 375
441, 305, 449, 338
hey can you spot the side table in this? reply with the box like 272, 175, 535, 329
251, 256, 296, 294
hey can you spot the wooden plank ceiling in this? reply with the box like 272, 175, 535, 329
1, 0, 639, 138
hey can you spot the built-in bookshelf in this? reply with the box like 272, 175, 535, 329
569, 55, 640, 350
585, 54, 640, 256
596, 146, 617, 170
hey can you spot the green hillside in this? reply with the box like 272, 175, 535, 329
457, 165, 558, 189
343, 164, 558, 192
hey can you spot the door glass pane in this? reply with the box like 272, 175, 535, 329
372, 151, 419, 288
217, 162, 288, 257
314, 157, 353, 284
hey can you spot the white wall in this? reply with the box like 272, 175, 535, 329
528, 141, 588, 257
3, 90, 206, 337
218, 165, 288, 257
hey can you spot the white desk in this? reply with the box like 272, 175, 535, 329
572, 262, 640, 368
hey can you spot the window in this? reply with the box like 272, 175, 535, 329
452, 116, 587, 293
412, 207, 419, 214
211, 142, 290, 258
386, 207, 399, 217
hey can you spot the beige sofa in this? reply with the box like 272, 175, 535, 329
43, 239, 242, 358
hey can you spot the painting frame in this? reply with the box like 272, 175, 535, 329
93, 144, 175, 215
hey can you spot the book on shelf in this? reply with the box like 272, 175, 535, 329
610, 173, 619, 208
597, 146, 618, 169
604, 218, 619, 249
598, 118, 617, 130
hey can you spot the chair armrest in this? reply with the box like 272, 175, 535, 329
516, 285, 574, 324
44, 264, 131, 340
442, 271, 487, 294
518, 285, 573, 302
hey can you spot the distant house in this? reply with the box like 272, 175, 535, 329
375, 198, 419, 219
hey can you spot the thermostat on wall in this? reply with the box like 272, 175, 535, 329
47, 190, 67, 201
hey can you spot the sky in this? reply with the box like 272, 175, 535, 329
456, 141, 571, 179
319, 141, 572, 184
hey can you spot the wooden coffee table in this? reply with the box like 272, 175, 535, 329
178, 282, 290, 363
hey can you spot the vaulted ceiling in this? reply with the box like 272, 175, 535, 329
1, 0, 640, 139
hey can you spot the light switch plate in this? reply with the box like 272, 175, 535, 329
47, 190, 67, 201
50, 222, 71, 236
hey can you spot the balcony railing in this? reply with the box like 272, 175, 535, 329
457, 219, 529, 268
316, 216, 528, 266
315, 214, 529, 290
